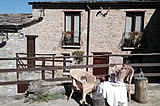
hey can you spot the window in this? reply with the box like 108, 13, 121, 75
62, 12, 81, 47
125, 12, 144, 33
123, 12, 144, 48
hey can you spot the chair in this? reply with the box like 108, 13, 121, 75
69, 69, 96, 104
111, 64, 134, 101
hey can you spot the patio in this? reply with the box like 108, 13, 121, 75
0, 83, 160, 106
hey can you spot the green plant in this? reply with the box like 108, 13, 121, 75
33, 93, 65, 102
123, 32, 142, 47
131, 32, 142, 46
72, 51, 84, 64
64, 35, 72, 44
64, 35, 71, 41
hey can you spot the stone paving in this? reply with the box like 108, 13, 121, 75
0, 83, 160, 106
129, 83, 160, 106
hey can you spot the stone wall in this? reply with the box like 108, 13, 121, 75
0, 8, 155, 79
0, 33, 26, 82
0, 33, 26, 96
23, 9, 155, 63
0, 8, 155, 96
23, 9, 87, 55
0, 33, 26, 67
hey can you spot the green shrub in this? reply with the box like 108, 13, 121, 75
33, 93, 65, 102
72, 51, 84, 64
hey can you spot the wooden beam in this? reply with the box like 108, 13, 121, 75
0, 77, 71, 85
1, 63, 160, 73
134, 73, 160, 77
1, 53, 160, 60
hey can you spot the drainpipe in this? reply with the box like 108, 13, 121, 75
86, 5, 91, 71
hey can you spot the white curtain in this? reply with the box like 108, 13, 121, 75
74, 16, 80, 43
125, 16, 132, 38
125, 16, 132, 32
66, 15, 71, 32
135, 15, 142, 32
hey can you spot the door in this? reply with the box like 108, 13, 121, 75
26, 35, 38, 68
17, 35, 38, 93
93, 52, 111, 79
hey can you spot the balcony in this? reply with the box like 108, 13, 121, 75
61, 32, 80, 49
120, 32, 143, 50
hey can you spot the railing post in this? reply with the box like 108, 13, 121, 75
42, 58, 45, 80
52, 54, 55, 79
16, 53, 19, 80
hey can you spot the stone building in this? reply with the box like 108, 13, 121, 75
1, 1, 160, 74
0, 0, 160, 94
25, 1, 159, 74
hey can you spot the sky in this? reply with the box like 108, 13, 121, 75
0, 0, 128, 14
0, 0, 79, 14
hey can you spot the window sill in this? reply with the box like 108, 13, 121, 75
123, 47, 135, 49
62, 45, 81, 49
122, 47, 144, 51
121, 47, 135, 51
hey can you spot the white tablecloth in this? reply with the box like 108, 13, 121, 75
97, 81, 128, 106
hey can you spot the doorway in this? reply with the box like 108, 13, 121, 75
93, 52, 111, 79
17, 35, 38, 93
26, 35, 38, 68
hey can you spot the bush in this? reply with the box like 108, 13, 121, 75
72, 51, 84, 64
33, 93, 65, 102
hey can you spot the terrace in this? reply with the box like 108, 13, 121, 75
0, 53, 160, 106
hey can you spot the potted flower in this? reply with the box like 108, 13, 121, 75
64, 35, 72, 45
130, 32, 142, 47
72, 51, 84, 64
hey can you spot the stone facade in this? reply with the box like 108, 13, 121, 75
0, 8, 155, 66
0, 1, 157, 96
0, 8, 155, 78
23, 8, 155, 64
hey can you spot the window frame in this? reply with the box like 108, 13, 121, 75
126, 12, 144, 32
122, 11, 145, 50
64, 12, 81, 46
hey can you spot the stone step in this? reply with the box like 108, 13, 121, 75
62, 72, 70, 76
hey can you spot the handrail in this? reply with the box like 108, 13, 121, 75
16, 53, 56, 56
1, 63, 160, 73
0, 53, 160, 86
54, 53, 160, 58
1, 53, 160, 60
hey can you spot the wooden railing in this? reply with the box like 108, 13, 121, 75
16, 53, 56, 80
0, 53, 160, 86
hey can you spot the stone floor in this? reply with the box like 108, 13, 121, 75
0, 83, 160, 106
129, 83, 160, 106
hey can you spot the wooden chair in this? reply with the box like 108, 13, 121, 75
111, 64, 134, 101
69, 69, 96, 104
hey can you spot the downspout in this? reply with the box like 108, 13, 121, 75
86, 5, 91, 71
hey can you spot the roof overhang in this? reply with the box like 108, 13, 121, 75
0, 17, 43, 33
29, 1, 160, 9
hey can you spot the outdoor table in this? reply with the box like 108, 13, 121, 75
97, 81, 128, 106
